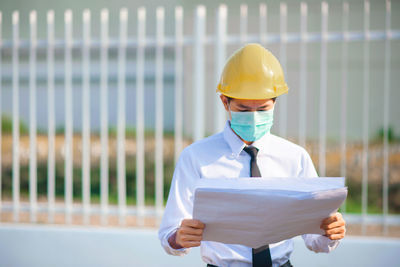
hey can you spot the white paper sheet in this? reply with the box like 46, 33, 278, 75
192, 177, 347, 248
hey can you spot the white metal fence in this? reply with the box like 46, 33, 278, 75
0, 1, 399, 234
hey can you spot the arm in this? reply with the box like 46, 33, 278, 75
302, 212, 346, 253
158, 149, 204, 255
299, 150, 346, 252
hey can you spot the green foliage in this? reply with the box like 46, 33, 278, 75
107, 127, 175, 138
1, 151, 176, 206
341, 179, 386, 214
1, 115, 28, 134
1, 142, 399, 214
375, 126, 400, 143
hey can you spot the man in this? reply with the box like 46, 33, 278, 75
158, 43, 346, 267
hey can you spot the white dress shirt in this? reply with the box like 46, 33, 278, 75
159, 122, 339, 267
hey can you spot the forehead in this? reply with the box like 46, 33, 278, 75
230, 98, 274, 108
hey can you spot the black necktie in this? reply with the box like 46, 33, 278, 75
243, 146, 272, 267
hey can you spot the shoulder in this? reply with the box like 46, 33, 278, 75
180, 132, 228, 160
268, 134, 316, 176
268, 134, 309, 158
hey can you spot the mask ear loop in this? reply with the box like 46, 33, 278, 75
227, 100, 232, 122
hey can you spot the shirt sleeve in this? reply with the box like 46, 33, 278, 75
298, 148, 318, 178
158, 148, 199, 256
301, 234, 340, 253
299, 148, 341, 253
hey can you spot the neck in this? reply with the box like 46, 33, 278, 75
241, 137, 253, 146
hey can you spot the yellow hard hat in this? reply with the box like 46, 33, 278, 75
216, 43, 289, 100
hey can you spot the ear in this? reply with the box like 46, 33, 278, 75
220, 94, 230, 112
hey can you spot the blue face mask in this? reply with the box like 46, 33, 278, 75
230, 108, 274, 142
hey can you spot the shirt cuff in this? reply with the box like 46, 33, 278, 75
161, 229, 191, 256
303, 234, 340, 253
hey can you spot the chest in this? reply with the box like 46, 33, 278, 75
199, 153, 301, 179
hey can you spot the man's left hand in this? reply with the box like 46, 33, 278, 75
320, 212, 346, 240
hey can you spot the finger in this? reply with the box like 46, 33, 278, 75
321, 214, 338, 225
321, 220, 345, 230
320, 213, 341, 228
181, 241, 201, 248
180, 234, 203, 242
182, 219, 205, 229
325, 227, 346, 236
179, 227, 204, 236
327, 233, 345, 240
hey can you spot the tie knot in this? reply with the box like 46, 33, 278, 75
243, 146, 259, 159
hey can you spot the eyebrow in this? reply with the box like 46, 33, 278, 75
236, 103, 270, 109
236, 104, 251, 109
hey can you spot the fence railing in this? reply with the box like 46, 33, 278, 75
0, 1, 399, 235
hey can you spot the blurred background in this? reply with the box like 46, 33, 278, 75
0, 0, 399, 266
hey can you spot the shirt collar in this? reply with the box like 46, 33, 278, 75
223, 121, 271, 158
251, 131, 271, 155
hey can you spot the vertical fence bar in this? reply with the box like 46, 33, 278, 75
240, 4, 248, 45
136, 7, 146, 225
319, 2, 328, 177
361, 0, 370, 235
259, 4, 267, 46
299, 2, 308, 148
64, 10, 73, 224
279, 3, 288, 138
117, 8, 127, 225
155, 7, 164, 220
47, 10, 56, 223
174, 7, 183, 165
12, 11, 20, 222
29, 10, 38, 223
340, 2, 349, 213
383, 0, 391, 236
100, 8, 109, 226
214, 4, 227, 133
193, 5, 206, 142
0, 12, 2, 218
82, 9, 91, 225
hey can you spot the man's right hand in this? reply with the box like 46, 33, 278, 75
168, 219, 205, 249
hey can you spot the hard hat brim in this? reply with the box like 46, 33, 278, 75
217, 83, 289, 100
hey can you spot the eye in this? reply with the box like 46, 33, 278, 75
257, 106, 270, 111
